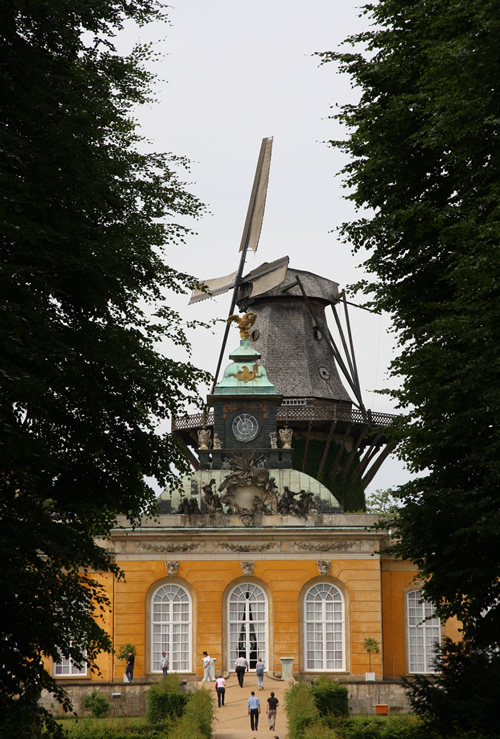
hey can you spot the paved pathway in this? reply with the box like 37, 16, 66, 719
206, 672, 290, 739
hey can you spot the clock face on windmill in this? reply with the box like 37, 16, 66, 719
231, 413, 259, 442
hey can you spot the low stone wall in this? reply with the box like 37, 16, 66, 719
41, 679, 411, 718
347, 682, 411, 714
40, 682, 152, 718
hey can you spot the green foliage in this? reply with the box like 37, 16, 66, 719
363, 638, 380, 672
318, 0, 500, 654
117, 644, 137, 661
168, 714, 208, 739
182, 687, 215, 739
285, 681, 321, 739
302, 723, 341, 739
146, 674, 188, 724
292, 437, 366, 512
405, 638, 500, 738
167, 687, 215, 739
339, 714, 428, 738
62, 719, 173, 739
0, 0, 210, 734
285, 681, 427, 738
312, 675, 349, 718
365, 490, 401, 516
83, 689, 110, 719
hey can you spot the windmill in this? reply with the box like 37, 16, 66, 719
189, 137, 289, 390
174, 138, 398, 508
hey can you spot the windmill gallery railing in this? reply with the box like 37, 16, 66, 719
172, 404, 397, 432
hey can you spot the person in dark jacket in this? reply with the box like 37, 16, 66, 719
125, 651, 135, 682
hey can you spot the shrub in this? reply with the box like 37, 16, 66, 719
146, 674, 189, 724
342, 714, 429, 739
168, 713, 208, 739
63, 720, 173, 738
312, 675, 349, 718
116, 643, 137, 661
82, 689, 110, 719
183, 687, 215, 739
285, 681, 321, 739
303, 722, 341, 739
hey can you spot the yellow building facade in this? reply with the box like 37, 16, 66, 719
49, 512, 459, 692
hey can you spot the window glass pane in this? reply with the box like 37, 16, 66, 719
305, 584, 344, 671
151, 584, 191, 672
407, 590, 440, 674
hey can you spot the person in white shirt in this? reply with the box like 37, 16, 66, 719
215, 674, 226, 706
161, 651, 168, 677
202, 651, 213, 681
234, 653, 249, 687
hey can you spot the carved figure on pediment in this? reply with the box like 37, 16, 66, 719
269, 431, 278, 449
198, 428, 211, 450
299, 490, 320, 514
278, 486, 302, 516
213, 433, 222, 450
279, 427, 293, 449
178, 497, 200, 514
252, 495, 268, 514
202, 478, 223, 513
166, 561, 180, 577
262, 476, 279, 514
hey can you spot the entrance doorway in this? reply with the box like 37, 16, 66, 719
228, 583, 268, 671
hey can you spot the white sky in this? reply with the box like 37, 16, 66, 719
118, 0, 414, 496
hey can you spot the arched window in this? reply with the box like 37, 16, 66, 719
151, 584, 191, 672
304, 583, 345, 671
407, 590, 441, 673
228, 583, 268, 671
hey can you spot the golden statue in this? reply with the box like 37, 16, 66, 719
227, 311, 257, 339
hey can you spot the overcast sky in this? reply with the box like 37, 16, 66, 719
119, 1, 414, 496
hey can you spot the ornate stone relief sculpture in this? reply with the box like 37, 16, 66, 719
316, 560, 331, 576
218, 453, 279, 515
202, 478, 223, 513
279, 427, 293, 449
240, 561, 255, 576
278, 487, 319, 517
198, 428, 211, 450
166, 561, 180, 577
177, 497, 201, 514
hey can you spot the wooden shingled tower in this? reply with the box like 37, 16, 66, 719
173, 138, 397, 510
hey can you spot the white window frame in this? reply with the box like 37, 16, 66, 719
227, 582, 268, 672
304, 582, 345, 672
151, 583, 192, 673
407, 589, 441, 674
54, 651, 87, 677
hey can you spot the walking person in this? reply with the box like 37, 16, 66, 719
215, 674, 226, 707
248, 690, 261, 731
266, 691, 279, 730
256, 657, 265, 690
125, 650, 135, 683
202, 651, 213, 681
234, 652, 249, 687
161, 651, 169, 677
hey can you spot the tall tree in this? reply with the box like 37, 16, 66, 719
0, 1, 208, 734
319, 0, 500, 651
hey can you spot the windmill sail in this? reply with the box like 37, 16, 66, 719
239, 136, 273, 253
189, 256, 289, 305
189, 137, 277, 306
189, 270, 238, 304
